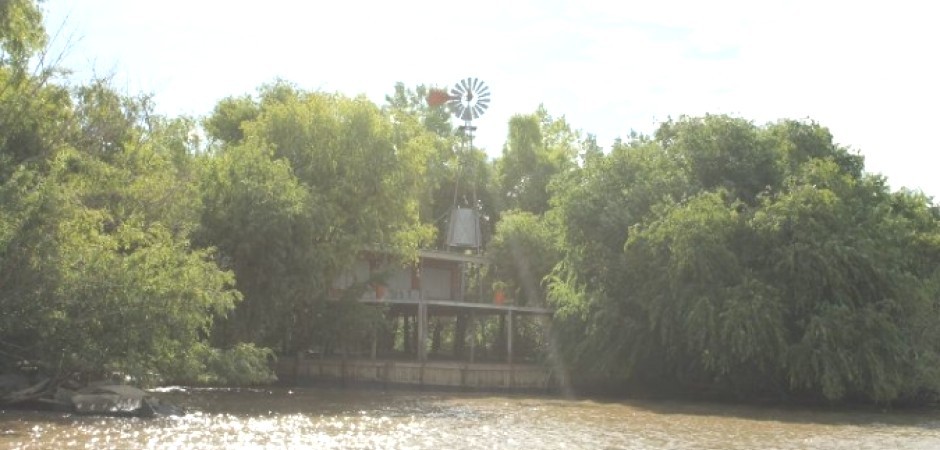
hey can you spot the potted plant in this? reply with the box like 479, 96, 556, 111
492, 281, 508, 305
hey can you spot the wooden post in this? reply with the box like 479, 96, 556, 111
417, 302, 428, 362
469, 312, 476, 364
294, 350, 303, 384
507, 310, 515, 389
371, 329, 377, 360
341, 346, 348, 387
385, 312, 397, 353
431, 318, 443, 354
507, 310, 514, 365
402, 314, 411, 354
457, 262, 465, 302
497, 314, 506, 359
455, 314, 466, 358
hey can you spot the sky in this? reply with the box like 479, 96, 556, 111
41, 0, 940, 198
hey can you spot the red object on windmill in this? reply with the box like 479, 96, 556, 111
427, 88, 452, 107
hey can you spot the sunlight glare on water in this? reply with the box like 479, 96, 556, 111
3, 387, 940, 449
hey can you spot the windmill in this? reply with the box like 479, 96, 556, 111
428, 78, 491, 250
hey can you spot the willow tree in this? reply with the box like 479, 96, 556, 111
0, 0, 260, 383
494, 106, 579, 215
485, 107, 584, 305
550, 115, 940, 404
0, 82, 246, 382
199, 82, 438, 354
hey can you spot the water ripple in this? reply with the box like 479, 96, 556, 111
3, 389, 940, 449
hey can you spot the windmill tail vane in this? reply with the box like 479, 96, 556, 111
427, 88, 452, 107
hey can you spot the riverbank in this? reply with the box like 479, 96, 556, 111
4, 386, 940, 449
275, 354, 940, 411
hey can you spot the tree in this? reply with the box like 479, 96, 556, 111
198, 82, 436, 354
0, 2, 261, 382
0, 89, 245, 383
384, 82, 453, 138
0, 0, 45, 68
494, 106, 578, 215
550, 115, 940, 403
487, 210, 561, 306
655, 115, 781, 204
203, 95, 259, 145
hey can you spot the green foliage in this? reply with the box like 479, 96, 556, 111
0, 66, 71, 180
385, 82, 453, 138
196, 140, 313, 349
191, 343, 276, 386
0, 0, 45, 67
198, 82, 437, 354
495, 106, 578, 215
550, 115, 940, 403
0, 4, 249, 384
1, 143, 240, 384
487, 210, 561, 306
203, 95, 260, 145
655, 115, 780, 203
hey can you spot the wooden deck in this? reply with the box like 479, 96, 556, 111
331, 248, 555, 372
279, 356, 557, 391
360, 297, 553, 315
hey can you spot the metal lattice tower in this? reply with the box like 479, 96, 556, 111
428, 78, 490, 250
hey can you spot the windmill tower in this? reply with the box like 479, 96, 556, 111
428, 78, 491, 252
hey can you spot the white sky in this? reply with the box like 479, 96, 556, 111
42, 0, 940, 198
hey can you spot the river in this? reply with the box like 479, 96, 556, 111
2, 387, 940, 449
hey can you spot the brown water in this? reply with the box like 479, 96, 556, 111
2, 387, 940, 449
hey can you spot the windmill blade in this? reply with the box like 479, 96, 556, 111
460, 78, 473, 92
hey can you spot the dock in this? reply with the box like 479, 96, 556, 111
278, 356, 557, 391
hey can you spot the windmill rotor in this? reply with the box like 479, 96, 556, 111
446, 77, 490, 122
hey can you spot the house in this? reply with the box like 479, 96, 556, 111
283, 208, 559, 390
332, 248, 551, 361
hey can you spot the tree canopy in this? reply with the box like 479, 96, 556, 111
549, 116, 940, 403
0, 4, 262, 384
198, 82, 439, 353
